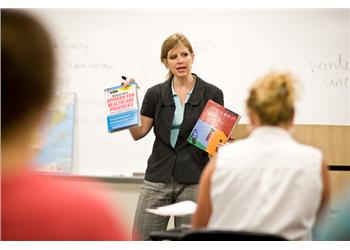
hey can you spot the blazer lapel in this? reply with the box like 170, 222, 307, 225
159, 79, 175, 146
176, 76, 206, 150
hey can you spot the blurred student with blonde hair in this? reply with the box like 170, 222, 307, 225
192, 72, 330, 240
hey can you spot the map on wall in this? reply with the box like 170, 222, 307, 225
33, 93, 76, 173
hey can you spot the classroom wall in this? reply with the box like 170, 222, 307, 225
103, 182, 141, 235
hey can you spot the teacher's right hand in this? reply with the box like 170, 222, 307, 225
121, 77, 138, 88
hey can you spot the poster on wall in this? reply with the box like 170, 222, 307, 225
33, 93, 76, 173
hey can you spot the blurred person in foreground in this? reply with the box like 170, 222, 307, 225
1, 9, 129, 240
314, 187, 350, 240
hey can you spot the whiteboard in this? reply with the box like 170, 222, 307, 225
30, 9, 350, 177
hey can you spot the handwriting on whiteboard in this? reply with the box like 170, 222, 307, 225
309, 54, 349, 88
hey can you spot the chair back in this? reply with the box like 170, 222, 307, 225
181, 229, 287, 241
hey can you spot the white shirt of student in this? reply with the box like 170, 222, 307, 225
208, 126, 323, 240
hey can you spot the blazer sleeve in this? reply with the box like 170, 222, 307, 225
140, 87, 158, 118
213, 87, 224, 106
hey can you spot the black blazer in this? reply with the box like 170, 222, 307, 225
141, 74, 224, 184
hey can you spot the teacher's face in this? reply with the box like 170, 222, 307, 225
164, 44, 194, 78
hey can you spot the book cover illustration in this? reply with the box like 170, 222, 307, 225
188, 100, 241, 155
104, 82, 140, 133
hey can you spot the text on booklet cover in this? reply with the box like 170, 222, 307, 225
104, 82, 140, 133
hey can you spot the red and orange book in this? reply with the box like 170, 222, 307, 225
188, 100, 241, 155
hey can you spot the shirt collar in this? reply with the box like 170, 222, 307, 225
171, 77, 194, 97
250, 126, 292, 140
161, 73, 205, 106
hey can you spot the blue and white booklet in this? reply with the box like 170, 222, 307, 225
104, 82, 140, 133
